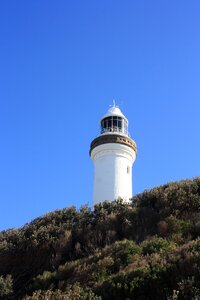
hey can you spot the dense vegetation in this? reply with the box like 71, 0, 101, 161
0, 178, 200, 299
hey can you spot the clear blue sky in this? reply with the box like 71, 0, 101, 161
0, 1, 200, 230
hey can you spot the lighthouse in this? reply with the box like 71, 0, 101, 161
90, 103, 137, 206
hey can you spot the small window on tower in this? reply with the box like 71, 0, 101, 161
127, 166, 130, 174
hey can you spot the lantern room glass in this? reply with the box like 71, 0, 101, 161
101, 116, 128, 135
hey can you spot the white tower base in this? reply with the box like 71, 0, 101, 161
90, 136, 136, 205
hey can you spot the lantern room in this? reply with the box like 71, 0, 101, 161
100, 105, 128, 136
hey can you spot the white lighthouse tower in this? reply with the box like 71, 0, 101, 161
90, 103, 137, 206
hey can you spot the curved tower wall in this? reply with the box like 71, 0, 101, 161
90, 142, 136, 205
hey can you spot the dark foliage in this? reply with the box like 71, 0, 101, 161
0, 178, 200, 299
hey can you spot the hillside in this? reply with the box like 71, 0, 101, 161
0, 178, 200, 300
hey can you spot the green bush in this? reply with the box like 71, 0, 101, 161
141, 237, 173, 255
23, 283, 101, 300
0, 275, 13, 299
111, 240, 141, 269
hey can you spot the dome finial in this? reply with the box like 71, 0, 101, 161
110, 99, 117, 108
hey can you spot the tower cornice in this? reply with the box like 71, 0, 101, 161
90, 134, 137, 156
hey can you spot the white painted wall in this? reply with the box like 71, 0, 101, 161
90, 143, 136, 205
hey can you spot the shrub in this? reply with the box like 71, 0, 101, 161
111, 240, 141, 271
141, 237, 173, 255
23, 283, 101, 300
0, 275, 13, 299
